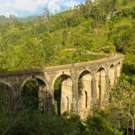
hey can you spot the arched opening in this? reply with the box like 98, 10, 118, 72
78, 70, 92, 118
0, 82, 13, 112
109, 64, 115, 87
54, 74, 72, 115
96, 68, 106, 106
21, 78, 46, 111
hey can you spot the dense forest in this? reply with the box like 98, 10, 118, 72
0, 0, 135, 135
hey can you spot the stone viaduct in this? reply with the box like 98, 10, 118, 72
0, 54, 124, 118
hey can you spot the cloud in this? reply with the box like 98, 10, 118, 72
48, 0, 80, 13
0, 0, 83, 17
0, 0, 49, 16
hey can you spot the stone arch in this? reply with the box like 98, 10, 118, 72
0, 81, 15, 95
77, 69, 92, 80
53, 74, 73, 115
20, 76, 47, 91
109, 64, 115, 87
78, 70, 92, 118
0, 81, 15, 112
52, 72, 72, 90
96, 65, 107, 74
96, 67, 106, 106
20, 76, 47, 111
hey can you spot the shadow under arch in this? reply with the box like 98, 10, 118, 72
96, 67, 106, 106
53, 74, 73, 115
110, 63, 115, 68
0, 81, 14, 112
78, 70, 92, 118
20, 76, 47, 112
96, 65, 107, 74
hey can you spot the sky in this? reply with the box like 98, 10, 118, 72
0, 0, 85, 17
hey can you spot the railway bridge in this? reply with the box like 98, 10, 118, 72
0, 54, 124, 118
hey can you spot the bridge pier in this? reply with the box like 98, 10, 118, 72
71, 78, 78, 113
91, 76, 98, 112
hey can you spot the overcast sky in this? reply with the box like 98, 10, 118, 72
0, 0, 85, 17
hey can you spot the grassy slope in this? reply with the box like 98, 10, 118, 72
0, 1, 135, 72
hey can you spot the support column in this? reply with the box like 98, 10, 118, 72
14, 81, 22, 112
114, 65, 118, 86
103, 70, 110, 106
70, 67, 79, 114
91, 75, 97, 110
107, 68, 112, 92
45, 80, 53, 113
71, 77, 78, 113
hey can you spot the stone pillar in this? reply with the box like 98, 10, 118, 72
103, 70, 110, 106
14, 80, 22, 112
91, 75, 97, 110
61, 78, 72, 114
38, 85, 47, 112
100, 70, 106, 106
70, 67, 79, 114
46, 80, 53, 113
106, 69, 111, 91
109, 65, 115, 88
115, 62, 122, 82
114, 65, 118, 86
71, 75, 78, 113
78, 73, 92, 118
116, 64, 121, 78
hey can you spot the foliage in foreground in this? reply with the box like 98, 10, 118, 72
0, 111, 122, 135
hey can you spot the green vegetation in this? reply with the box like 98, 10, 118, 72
0, 0, 135, 72
0, 0, 135, 135
1, 0, 134, 71
0, 111, 123, 135
0, 0, 134, 72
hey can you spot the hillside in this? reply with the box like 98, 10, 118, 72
0, 0, 135, 75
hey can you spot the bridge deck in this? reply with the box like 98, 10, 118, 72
0, 54, 124, 77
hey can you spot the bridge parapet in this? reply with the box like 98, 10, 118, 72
43, 54, 124, 71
